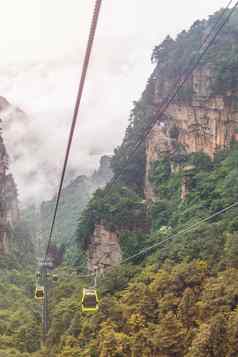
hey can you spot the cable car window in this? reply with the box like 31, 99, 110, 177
36, 291, 44, 297
83, 295, 97, 307
35, 288, 44, 298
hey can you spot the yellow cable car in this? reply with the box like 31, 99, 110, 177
35, 286, 45, 303
81, 288, 99, 313
52, 274, 58, 282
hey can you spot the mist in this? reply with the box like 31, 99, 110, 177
0, 40, 153, 204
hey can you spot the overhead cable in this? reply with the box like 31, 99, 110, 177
43, 0, 103, 263
120, 201, 238, 265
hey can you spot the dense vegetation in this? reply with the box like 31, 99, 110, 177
0, 268, 41, 356
77, 185, 149, 258
0, 221, 42, 356
36, 260, 238, 356
40, 141, 238, 357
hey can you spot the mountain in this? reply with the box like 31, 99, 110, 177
2, 7, 238, 357
23, 155, 113, 262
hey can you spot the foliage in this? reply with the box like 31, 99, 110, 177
35, 261, 238, 356
149, 157, 171, 186
0, 219, 40, 355
76, 185, 148, 251
151, 9, 238, 98
11, 221, 36, 267
0, 269, 41, 355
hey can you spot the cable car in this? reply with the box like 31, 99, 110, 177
52, 274, 58, 282
81, 288, 99, 313
35, 286, 45, 303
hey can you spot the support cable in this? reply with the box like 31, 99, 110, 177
43, 0, 102, 263
40, 0, 102, 343
74, 200, 238, 276
60, 0, 236, 261
74, 0, 238, 275
42, 1, 238, 279
119, 201, 238, 265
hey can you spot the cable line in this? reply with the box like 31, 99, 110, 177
71, 200, 238, 276
38, 0, 103, 340
43, 0, 102, 263
194, 0, 233, 53
119, 201, 238, 265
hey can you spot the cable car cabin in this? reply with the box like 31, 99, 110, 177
35, 286, 45, 303
52, 274, 58, 282
81, 288, 99, 313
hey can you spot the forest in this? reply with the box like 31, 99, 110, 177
1, 6, 238, 357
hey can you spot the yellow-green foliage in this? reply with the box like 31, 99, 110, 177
0, 269, 41, 355
38, 260, 238, 357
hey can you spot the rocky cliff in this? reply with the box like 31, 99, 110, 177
145, 24, 238, 201
78, 185, 148, 272
0, 128, 19, 254
87, 224, 121, 273
145, 73, 238, 200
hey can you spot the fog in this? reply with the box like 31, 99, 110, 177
0, 0, 228, 204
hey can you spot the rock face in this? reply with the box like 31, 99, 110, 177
92, 155, 113, 187
145, 68, 238, 201
87, 224, 121, 273
0, 132, 19, 254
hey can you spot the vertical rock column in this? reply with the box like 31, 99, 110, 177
87, 224, 122, 273
0, 135, 9, 254
0, 133, 19, 255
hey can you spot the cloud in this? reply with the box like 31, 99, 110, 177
0, 38, 153, 205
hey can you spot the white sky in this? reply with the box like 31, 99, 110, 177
0, 0, 230, 203
0, 0, 228, 62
